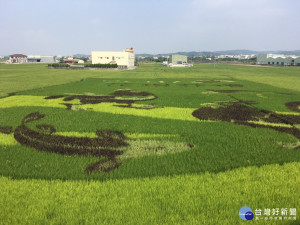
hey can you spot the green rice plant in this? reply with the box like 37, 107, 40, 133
84, 63, 118, 68
48, 63, 70, 67
248, 120, 294, 128
0, 95, 68, 109
82, 102, 200, 121
118, 139, 193, 160
55, 132, 98, 138
278, 141, 300, 149
1, 63, 300, 224
56, 131, 179, 140
0, 96, 201, 121
275, 111, 300, 116
0, 133, 18, 146
114, 95, 156, 101
126, 133, 179, 139
0, 162, 299, 225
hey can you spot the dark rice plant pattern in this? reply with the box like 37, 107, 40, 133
192, 101, 300, 140
14, 112, 128, 172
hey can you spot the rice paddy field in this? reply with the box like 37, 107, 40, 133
0, 63, 299, 224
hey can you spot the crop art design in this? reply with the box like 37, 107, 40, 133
192, 101, 300, 142
13, 112, 127, 172
1, 81, 299, 177
9, 112, 194, 173
45, 90, 159, 110
3, 89, 195, 173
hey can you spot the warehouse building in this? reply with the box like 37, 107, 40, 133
169, 54, 188, 65
27, 55, 55, 63
91, 48, 135, 69
8, 54, 28, 64
257, 54, 300, 66
167, 54, 192, 67
8, 54, 55, 64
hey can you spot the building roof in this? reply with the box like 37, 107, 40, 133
125, 48, 134, 53
9, 54, 27, 57
27, 55, 41, 59
170, 54, 188, 57
266, 54, 300, 59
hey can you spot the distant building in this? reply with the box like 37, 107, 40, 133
92, 48, 135, 69
168, 54, 192, 67
27, 55, 55, 63
216, 54, 256, 60
169, 54, 188, 65
64, 59, 74, 64
257, 54, 300, 66
162, 61, 168, 66
8, 54, 55, 64
217, 55, 236, 59
8, 54, 27, 64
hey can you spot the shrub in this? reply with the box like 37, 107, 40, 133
84, 63, 118, 68
48, 63, 70, 67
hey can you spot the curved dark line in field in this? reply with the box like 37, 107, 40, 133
14, 125, 125, 157
13, 112, 128, 172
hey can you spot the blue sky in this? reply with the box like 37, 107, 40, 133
0, 0, 299, 55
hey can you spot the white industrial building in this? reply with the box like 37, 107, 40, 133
257, 54, 300, 66
8, 54, 55, 64
91, 48, 135, 69
27, 55, 55, 63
